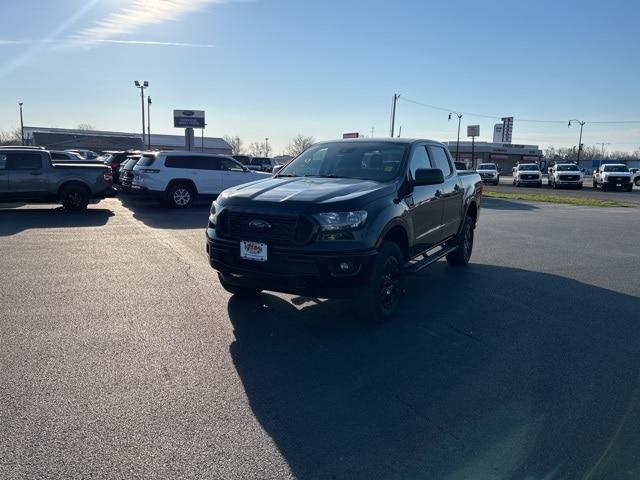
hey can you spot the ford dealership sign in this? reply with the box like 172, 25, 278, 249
174, 110, 205, 128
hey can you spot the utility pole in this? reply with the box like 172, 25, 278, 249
18, 102, 24, 145
265, 137, 270, 157
371, 127, 375, 137
202, 123, 207, 152
390, 93, 400, 137
134, 81, 149, 147
568, 119, 586, 164
448, 112, 463, 163
147, 96, 152, 150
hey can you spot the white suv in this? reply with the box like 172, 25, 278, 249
131, 151, 269, 207
512, 163, 542, 187
548, 163, 583, 189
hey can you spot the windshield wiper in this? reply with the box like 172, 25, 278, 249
277, 174, 299, 177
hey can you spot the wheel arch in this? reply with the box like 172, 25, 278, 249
165, 178, 198, 194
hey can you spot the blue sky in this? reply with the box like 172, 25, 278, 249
0, 0, 639, 154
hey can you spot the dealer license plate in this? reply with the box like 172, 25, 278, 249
240, 241, 268, 262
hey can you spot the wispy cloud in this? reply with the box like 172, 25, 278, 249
73, 0, 225, 44
0, 39, 215, 49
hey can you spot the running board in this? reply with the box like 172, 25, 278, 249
405, 245, 458, 274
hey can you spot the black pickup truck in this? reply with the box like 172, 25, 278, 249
206, 139, 482, 322
0, 147, 116, 210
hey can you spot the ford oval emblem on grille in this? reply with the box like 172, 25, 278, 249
248, 219, 271, 230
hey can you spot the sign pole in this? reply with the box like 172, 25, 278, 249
471, 136, 475, 169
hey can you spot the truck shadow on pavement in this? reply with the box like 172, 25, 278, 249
482, 198, 539, 211
117, 193, 211, 230
227, 263, 640, 480
0, 207, 113, 236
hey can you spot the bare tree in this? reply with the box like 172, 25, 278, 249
77, 123, 95, 131
248, 141, 263, 156
223, 135, 243, 155
286, 134, 316, 157
0, 128, 22, 145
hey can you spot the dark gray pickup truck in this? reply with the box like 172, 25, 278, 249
0, 147, 116, 210
207, 138, 482, 322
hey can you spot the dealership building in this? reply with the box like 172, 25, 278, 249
23, 126, 232, 155
446, 141, 543, 173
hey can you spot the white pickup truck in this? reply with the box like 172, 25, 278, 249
547, 163, 583, 189
512, 163, 542, 187
593, 164, 633, 192
476, 163, 500, 185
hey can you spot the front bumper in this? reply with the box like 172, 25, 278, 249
517, 178, 541, 185
206, 229, 377, 298
603, 179, 631, 190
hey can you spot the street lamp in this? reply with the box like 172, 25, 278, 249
448, 111, 463, 164
134, 80, 149, 147
202, 123, 207, 152
18, 102, 24, 145
147, 96, 152, 150
568, 119, 586, 164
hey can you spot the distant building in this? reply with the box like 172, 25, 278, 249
446, 141, 543, 173
24, 126, 232, 155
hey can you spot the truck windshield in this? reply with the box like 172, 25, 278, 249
478, 164, 496, 170
278, 141, 407, 181
518, 164, 539, 171
603, 165, 629, 172
556, 165, 579, 171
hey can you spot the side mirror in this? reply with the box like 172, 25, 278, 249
412, 168, 444, 187
272, 165, 283, 175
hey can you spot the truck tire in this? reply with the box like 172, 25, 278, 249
218, 273, 262, 297
60, 185, 90, 211
167, 183, 195, 208
446, 215, 474, 267
592, 180, 598, 189
635, 178, 640, 187
358, 241, 404, 324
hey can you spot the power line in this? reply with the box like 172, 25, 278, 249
399, 96, 640, 124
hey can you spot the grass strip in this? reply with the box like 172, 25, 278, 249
483, 190, 632, 207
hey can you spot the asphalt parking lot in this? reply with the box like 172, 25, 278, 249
1, 195, 639, 479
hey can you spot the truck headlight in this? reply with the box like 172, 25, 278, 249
313, 211, 368, 232
209, 201, 219, 225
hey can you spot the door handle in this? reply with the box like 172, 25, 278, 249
30, 171, 43, 175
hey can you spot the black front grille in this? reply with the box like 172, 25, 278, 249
607, 177, 629, 184
218, 210, 316, 245
522, 174, 539, 180
560, 175, 579, 181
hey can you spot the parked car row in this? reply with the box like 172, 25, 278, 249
232, 155, 282, 173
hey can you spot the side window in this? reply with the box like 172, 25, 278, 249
429, 146, 453, 177
407, 145, 432, 180
220, 158, 244, 172
7, 152, 42, 170
0, 154, 7, 169
51, 152, 67, 160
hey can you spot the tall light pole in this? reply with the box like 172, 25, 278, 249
202, 123, 207, 152
134, 81, 149, 147
568, 119, 586, 164
147, 96, 152, 150
390, 93, 400, 137
448, 111, 463, 163
18, 102, 24, 145
265, 137, 270, 157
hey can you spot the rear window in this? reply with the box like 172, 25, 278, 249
136, 154, 156, 167
123, 157, 141, 170
164, 155, 220, 170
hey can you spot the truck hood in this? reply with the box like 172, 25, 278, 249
219, 177, 396, 209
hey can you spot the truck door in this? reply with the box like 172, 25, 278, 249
0, 153, 8, 197
428, 145, 463, 239
405, 144, 444, 256
6, 151, 49, 199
